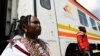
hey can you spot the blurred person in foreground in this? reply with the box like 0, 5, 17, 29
1, 15, 49, 56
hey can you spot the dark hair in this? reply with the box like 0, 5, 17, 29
14, 15, 32, 36
78, 26, 86, 33
19, 15, 32, 32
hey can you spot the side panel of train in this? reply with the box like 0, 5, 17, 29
18, 0, 100, 56
54, 0, 100, 56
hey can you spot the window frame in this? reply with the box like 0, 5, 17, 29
78, 10, 89, 27
97, 22, 100, 31
90, 18, 97, 30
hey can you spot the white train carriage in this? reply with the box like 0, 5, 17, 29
1, 0, 100, 56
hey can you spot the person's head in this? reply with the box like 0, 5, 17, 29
78, 26, 86, 33
19, 15, 41, 37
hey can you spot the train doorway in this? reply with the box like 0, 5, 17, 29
0, 0, 8, 54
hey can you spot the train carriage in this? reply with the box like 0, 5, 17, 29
1, 0, 100, 56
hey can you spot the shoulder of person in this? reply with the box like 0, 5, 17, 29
77, 31, 85, 36
7, 35, 22, 45
38, 38, 48, 44
13, 35, 22, 39
37, 38, 49, 48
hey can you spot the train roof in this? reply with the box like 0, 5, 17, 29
69, 0, 100, 21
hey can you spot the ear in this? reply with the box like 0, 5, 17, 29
23, 24, 29, 32
23, 28, 27, 32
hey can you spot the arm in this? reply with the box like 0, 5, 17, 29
77, 35, 85, 50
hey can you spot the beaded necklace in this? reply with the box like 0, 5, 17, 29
20, 36, 49, 56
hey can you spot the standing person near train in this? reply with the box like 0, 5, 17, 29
76, 26, 91, 56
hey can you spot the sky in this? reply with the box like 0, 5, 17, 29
76, 0, 100, 19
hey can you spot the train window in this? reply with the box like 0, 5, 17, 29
90, 18, 97, 30
78, 10, 89, 27
97, 23, 100, 31
40, 0, 51, 10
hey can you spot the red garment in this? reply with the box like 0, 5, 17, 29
76, 32, 90, 51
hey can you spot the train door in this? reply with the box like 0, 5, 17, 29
18, 0, 61, 56
37, 0, 61, 56
0, 0, 19, 54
